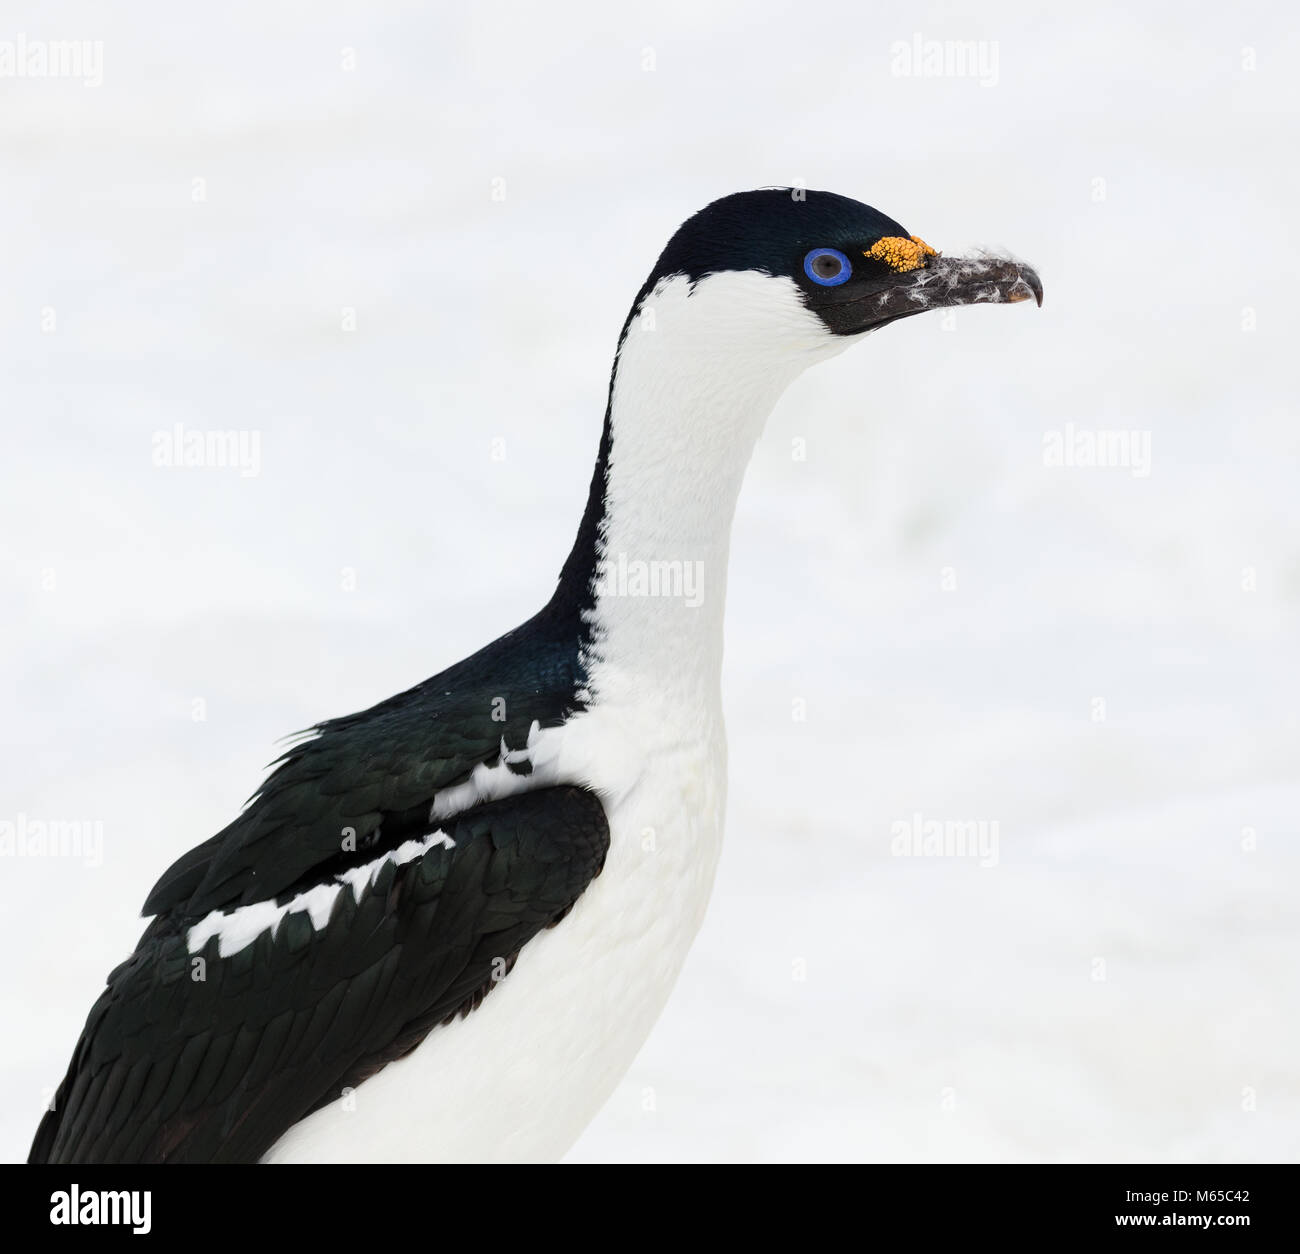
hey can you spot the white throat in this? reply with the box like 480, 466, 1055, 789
583, 271, 850, 709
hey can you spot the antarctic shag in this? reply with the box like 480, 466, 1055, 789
30, 188, 1042, 1164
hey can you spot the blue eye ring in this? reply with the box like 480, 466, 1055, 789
804, 247, 852, 286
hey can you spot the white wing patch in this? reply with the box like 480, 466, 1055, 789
185, 827, 458, 958
427, 721, 567, 820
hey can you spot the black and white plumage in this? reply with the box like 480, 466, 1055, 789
31, 189, 1041, 1163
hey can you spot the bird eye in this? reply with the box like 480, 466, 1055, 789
804, 248, 851, 287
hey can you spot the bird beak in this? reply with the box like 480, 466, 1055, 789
864, 253, 1043, 329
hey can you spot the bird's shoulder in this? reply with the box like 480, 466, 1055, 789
145, 604, 589, 918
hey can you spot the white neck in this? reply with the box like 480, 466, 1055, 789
580, 272, 849, 710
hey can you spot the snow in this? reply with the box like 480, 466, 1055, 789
2, 0, 1297, 1162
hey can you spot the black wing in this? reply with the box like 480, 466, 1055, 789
30, 785, 609, 1164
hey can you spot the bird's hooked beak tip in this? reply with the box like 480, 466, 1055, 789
1004, 269, 1044, 307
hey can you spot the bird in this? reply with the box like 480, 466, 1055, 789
30, 187, 1042, 1164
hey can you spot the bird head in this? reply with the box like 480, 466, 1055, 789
631, 187, 1041, 362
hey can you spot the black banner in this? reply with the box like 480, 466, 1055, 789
3, 1162, 1279, 1240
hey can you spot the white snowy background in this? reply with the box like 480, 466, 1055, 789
2, 0, 1297, 1162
